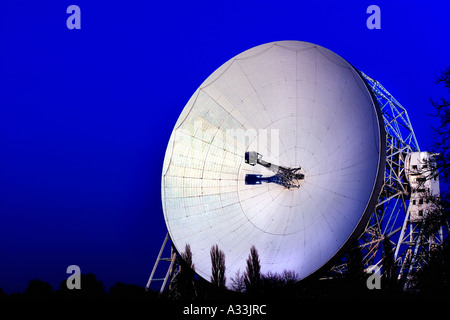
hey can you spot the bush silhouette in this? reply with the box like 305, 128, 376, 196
57, 273, 106, 299
25, 279, 53, 298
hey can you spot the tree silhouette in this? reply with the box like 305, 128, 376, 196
430, 67, 450, 185
169, 244, 197, 300
230, 270, 246, 293
244, 245, 261, 294
109, 282, 153, 299
182, 244, 194, 269
57, 273, 106, 299
210, 244, 226, 288
25, 279, 53, 298
416, 242, 448, 294
281, 269, 299, 285
346, 240, 365, 289
421, 194, 450, 237
382, 235, 397, 290
395, 70, 450, 293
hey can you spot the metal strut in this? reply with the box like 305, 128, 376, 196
146, 233, 178, 294
244, 151, 304, 189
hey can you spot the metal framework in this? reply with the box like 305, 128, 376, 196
357, 72, 418, 276
146, 233, 179, 294
355, 72, 444, 290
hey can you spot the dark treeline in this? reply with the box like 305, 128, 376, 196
2, 240, 450, 301
0, 273, 158, 300
160, 240, 450, 301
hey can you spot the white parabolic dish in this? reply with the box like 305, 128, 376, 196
161, 41, 385, 286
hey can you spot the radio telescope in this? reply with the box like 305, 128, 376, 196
156, 41, 385, 287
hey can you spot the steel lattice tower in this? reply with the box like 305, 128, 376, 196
356, 72, 444, 289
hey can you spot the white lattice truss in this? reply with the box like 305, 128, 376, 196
346, 72, 444, 289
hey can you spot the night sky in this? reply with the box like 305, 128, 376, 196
1, 1, 449, 294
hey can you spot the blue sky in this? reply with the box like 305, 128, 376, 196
1, 1, 449, 293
